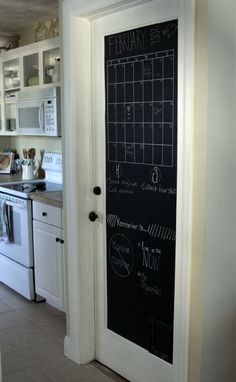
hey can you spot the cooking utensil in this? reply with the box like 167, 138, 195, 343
27, 148, 36, 160
37, 150, 45, 179
40, 149, 44, 162
23, 148, 28, 159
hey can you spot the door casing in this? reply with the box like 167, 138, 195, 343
61, 0, 195, 380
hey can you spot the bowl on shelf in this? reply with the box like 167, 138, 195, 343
27, 76, 39, 86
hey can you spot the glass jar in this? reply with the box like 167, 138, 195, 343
35, 23, 49, 42
48, 18, 59, 38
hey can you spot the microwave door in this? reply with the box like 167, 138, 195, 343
16, 99, 44, 135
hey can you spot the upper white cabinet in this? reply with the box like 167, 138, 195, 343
4, 57, 20, 91
0, 37, 60, 135
3, 57, 20, 133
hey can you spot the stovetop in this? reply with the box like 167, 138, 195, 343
0, 181, 63, 199
0, 152, 63, 199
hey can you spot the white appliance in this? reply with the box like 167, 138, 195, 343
0, 152, 62, 300
16, 87, 61, 136
0, 195, 34, 299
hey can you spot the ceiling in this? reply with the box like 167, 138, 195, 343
0, 0, 59, 35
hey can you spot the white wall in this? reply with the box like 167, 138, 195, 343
200, 1, 236, 381
0, 136, 62, 161
0, 137, 11, 151
8, 136, 62, 159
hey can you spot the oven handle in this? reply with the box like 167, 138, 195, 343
6, 201, 26, 209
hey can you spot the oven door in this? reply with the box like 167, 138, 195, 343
0, 193, 33, 267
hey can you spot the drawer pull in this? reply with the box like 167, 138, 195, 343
56, 237, 60, 242
42, 212, 47, 217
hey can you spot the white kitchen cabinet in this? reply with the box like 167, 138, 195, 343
0, 37, 60, 135
33, 200, 65, 311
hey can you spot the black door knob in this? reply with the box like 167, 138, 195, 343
93, 186, 101, 195
89, 211, 98, 222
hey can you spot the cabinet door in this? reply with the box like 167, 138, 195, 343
23, 53, 39, 87
33, 220, 64, 311
43, 47, 60, 85
2, 58, 20, 133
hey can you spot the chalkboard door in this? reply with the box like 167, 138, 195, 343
92, 2, 179, 381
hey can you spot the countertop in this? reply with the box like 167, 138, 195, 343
0, 173, 24, 184
0, 174, 63, 209
30, 191, 63, 209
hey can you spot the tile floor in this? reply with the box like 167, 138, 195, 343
0, 282, 127, 382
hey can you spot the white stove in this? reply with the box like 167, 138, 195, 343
0, 152, 62, 300
0, 152, 63, 198
0, 180, 63, 199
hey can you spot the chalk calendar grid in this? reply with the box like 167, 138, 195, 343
106, 49, 175, 167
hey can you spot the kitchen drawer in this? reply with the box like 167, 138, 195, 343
33, 200, 62, 227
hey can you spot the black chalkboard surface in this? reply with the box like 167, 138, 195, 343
105, 19, 178, 364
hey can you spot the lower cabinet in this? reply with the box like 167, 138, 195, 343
33, 201, 65, 311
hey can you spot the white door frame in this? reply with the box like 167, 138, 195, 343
61, 0, 195, 379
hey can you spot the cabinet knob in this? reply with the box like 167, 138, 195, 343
89, 211, 98, 222
93, 186, 101, 195
60, 239, 64, 244
42, 212, 47, 217
56, 237, 60, 242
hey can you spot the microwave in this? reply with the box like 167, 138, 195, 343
16, 87, 61, 136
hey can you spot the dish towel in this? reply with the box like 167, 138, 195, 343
0, 199, 14, 243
